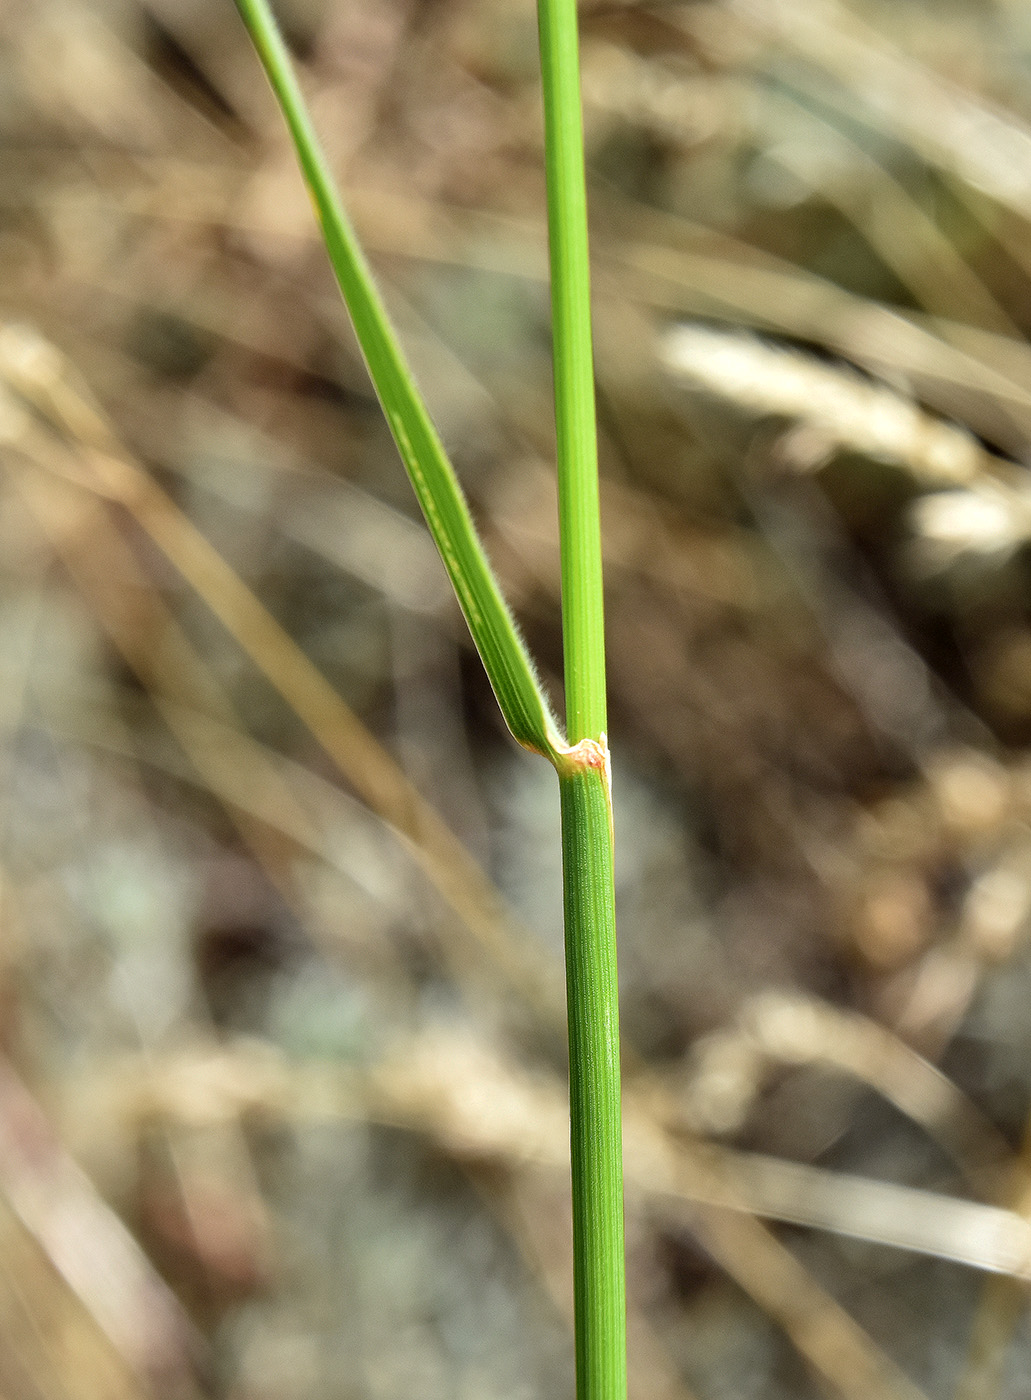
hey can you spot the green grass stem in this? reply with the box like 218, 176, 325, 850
537, 0, 627, 1395
235, 3, 626, 1396
537, 0, 607, 745
557, 743, 626, 1400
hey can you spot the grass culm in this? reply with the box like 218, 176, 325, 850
233, 2, 627, 1397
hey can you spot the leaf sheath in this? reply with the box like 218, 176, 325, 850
559, 757, 626, 1400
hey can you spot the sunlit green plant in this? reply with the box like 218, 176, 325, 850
234, 2, 626, 1396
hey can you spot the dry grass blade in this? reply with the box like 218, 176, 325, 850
12, 450, 556, 1019
10, 456, 325, 891
684, 1153, 1031, 1280
0, 1056, 200, 1395
0, 325, 562, 1019
636, 252, 1031, 439
710, 0, 1031, 225
953, 1108, 1031, 1400
80, 1031, 956, 1400
676, 991, 1012, 1189
754, 97, 1021, 342
684, 1203, 929, 1400
662, 323, 992, 485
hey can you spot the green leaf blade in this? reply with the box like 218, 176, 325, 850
234, 0, 563, 762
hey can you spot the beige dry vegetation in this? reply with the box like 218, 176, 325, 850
5, 0, 1031, 1397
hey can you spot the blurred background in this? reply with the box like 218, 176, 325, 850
7, 0, 1031, 1397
